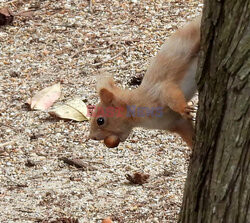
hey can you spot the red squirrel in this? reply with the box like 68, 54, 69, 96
89, 17, 201, 148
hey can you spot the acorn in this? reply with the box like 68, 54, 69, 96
104, 135, 120, 148
102, 217, 112, 223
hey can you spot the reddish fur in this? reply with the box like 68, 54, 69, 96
89, 17, 201, 148
161, 82, 188, 116
168, 119, 194, 147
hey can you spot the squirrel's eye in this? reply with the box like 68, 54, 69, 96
97, 117, 105, 126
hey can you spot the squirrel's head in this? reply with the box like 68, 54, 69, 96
89, 75, 133, 147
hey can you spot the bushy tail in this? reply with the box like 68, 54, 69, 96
142, 17, 201, 85
160, 16, 201, 60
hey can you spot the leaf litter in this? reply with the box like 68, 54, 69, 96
0, 0, 202, 222
27, 82, 61, 111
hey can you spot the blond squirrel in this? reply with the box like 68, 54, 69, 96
89, 17, 201, 148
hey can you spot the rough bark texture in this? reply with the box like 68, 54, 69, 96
179, 0, 250, 223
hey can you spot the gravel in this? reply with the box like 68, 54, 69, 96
0, 0, 202, 222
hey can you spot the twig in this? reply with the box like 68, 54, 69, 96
89, 0, 93, 13
0, 167, 27, 187
93, 50, 124, 67
59, 157, 97, 171
72, 46, 109, 58
0, 141, 15, 147
88, 160, 110, 168
97, 179, 120, 188
11, 180, 28, 189
6, 0, 20, 4
14, 9, 35, 17
122, 44, 128, 55
16, 208, 34, 213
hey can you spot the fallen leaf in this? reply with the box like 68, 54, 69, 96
125, 172, 150, 185
25, 159, 36, 167
49, 98, 89, 121
27, 83, 61, 111
0, 8, 14, 26
162, 169, 174, 177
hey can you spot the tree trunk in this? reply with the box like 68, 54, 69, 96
179, 0, 250, 223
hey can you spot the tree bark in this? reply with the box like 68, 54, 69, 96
179, 0, 250, 223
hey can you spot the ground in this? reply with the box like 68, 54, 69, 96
0, 0, 202, 222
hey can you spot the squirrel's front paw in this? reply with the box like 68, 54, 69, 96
181, 105, 196, 120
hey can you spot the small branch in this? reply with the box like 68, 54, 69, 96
16, 208, 34, 213
88, 160, 110, 168
6, 176, 27, 187
93, 50, 124, 67
0, 141, 15, 147
89, 0, 93, 13
14, 9, 35, 18
97, 179, 119, 188
1, 167, 27, 187
59, 157, 97, 171
72, 46, 109, 58
6, 0, 20, 4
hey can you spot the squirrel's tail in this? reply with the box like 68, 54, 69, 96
160, 16, 201, 60
141, 17, 201, 88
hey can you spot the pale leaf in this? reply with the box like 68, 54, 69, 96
49, 98, 89, 121
27, 83, 61, 111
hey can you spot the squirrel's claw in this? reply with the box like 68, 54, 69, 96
181, 105, 196, 120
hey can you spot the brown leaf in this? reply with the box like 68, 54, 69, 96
125, 172, 150, 185
25, 159, 36, 167
0, 8, 14, 26
128, 73, 144, 86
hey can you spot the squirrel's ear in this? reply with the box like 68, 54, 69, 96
96, 74, 125, 107
97, 74, 116, 105
99, 88, 114, 105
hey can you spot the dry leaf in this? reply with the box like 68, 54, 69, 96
49, 98, 89, 121
125, 172, 150, 185
128, 73, 144, 86
0, 8, 14, 26
27, 83, 61, 111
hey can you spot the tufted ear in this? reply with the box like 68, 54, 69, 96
96, 74, 115, 92
99, 88, 114, 105
96, 74, 116, 105
96, 74, 126, 107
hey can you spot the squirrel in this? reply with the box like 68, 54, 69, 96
89, 17, 201, 148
